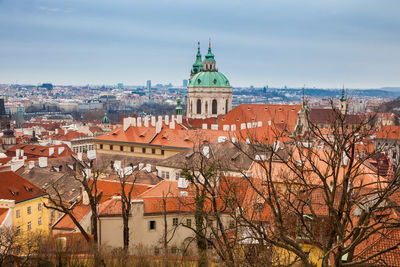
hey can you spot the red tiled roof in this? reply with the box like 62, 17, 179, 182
218, 104, 301, 132
0, 171, 46, 203
50, 130, 89, 141
6, 144, 74, 158
94, 125, 232, 149
0, 208, 9, 225
356, 229, 400, 267
376, 125, 400, 140
53, 204, 91, 230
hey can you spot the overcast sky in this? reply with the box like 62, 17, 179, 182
0, 0, 399, 88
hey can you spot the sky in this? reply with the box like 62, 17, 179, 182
0, 0, 400, 89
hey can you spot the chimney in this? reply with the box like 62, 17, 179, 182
231, 124, 236, 131
38, 157, 48, 168
164, 115, 169, 126
202, 124, 208, 130
170, 119, 175, 129
20, 150, 24, 157
151, 116, 156, 127
144, 117, 149, 127
58, 146, 65, 155
11, 160, 24, 172
65, 128, 68, 135
49, 147, 55, 156
257, 121, 263, 127
15, 149, 20, 158
268, 120, 271, 126
137, 117, 142, 127
171, 115, 175, 124
138, 163, 144, 170
82, 187, 89, 205
177, 114, 183, 124
28, 161, 35, 169
145, 164, 151, 173
55, 129, 58, 135
123, 117, 130, 131
211, 124, 218, 130
131, 117, 136, 127
114, 160, 121, 170
156, 120, 162, 134
247, 122, 252, 129
223, 125, 229, 131
240, 123, 246, 130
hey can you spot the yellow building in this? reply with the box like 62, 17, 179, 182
0, 171, 49, 244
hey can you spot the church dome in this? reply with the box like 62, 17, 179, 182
188, 71, 231, 88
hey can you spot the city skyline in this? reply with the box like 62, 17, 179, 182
1, 0, 400, 89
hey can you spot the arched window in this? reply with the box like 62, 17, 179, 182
225, 99, 228, 114
205, 101, 208, 114
197, 99, 202, 114
212, 99, 217, 114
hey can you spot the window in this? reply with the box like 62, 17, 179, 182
16, 226, 20, 235
27, 206, 31, 215
131, 146, 134, 152
171, 246, 178, 254
172, 218, 178, 226
38, 203, 42, 211
197, 99, 202, 114
161, 150, 165, 155
120, 146, 123, 151
175, 172, 180, 181
154, 247, 160, 255
110, 145, 113, 150
186, 219, 192, 228
152, 148, 156, 154
27, 221, 31, 231
166, 172, 170, 180
100, 144, 103, 149
16, 209, 20, 218
212, 99, 217, 114
229, 220, 235, 228
149, 220, 156, 230
142, 147, 146, 153
38, 217, 42, 225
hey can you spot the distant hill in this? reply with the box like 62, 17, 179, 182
377, 97, 400, 114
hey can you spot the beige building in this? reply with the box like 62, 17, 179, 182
98, 180, 232, 255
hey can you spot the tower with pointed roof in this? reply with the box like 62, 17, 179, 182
340, 86, 347, 114
187, 40, 232, 119
176, 90, 183, 115
190, 42, 203, 78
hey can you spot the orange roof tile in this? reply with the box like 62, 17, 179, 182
0, 171, 46, 203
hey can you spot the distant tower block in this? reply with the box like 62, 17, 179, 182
186, 40, 232, 119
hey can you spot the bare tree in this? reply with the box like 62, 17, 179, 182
231, 101, 400, 266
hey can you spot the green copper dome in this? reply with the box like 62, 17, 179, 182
188, 71, 231, 87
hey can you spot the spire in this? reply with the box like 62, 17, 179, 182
340, 85, 347, 102
176, 89, 183, 115
191, 42, 203, 77
204, 38, 215, 62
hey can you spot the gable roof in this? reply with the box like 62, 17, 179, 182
0, 171, 46, 203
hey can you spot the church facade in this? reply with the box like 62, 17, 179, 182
186, 41, 232, 119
